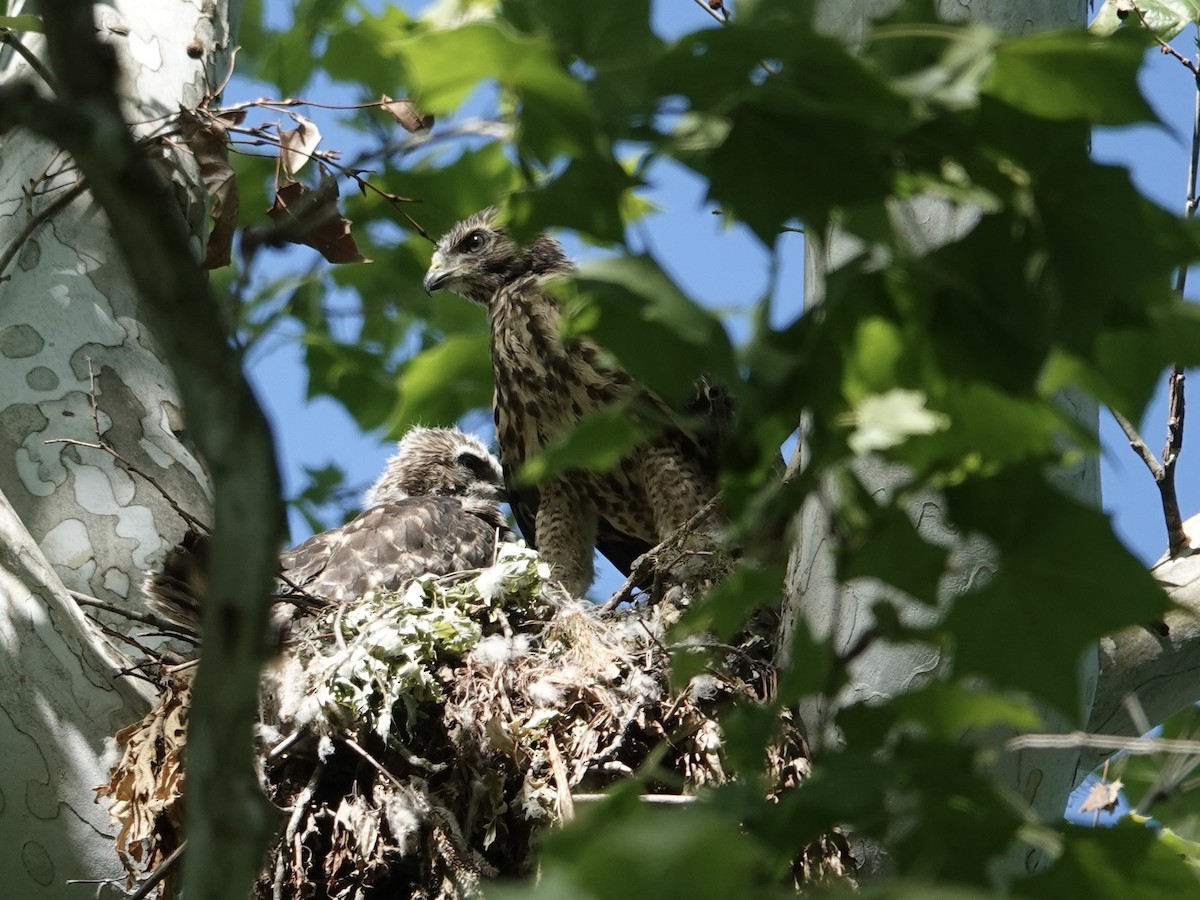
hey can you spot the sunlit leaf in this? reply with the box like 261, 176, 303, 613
986, 28, 1157, 125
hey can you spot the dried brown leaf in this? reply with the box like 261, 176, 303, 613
95, 674, 191, 882
265, 177, 366, 264
380, 94, 434, 133
178, 109, 239, 269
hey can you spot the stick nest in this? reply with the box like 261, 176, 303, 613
99, 543, 853, 898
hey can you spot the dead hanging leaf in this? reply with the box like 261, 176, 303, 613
177, 109, 239, 269
380, 95, 434, 133
95, 673, 191, 882
264, 176, 367, 264
1079, 778, 1124, 814
279, 114, 322, 178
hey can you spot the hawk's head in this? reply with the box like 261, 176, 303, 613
365, 426, 505, 506
423, 207, 571, 305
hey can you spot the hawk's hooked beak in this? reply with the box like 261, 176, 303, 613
423, 254, 451, 295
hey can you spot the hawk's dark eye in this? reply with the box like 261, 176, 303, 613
462, 231, 486, 253
457, 451, 497, 482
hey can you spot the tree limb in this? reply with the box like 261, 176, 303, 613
0, 2, 285, 897
1084, 528, 1200, 773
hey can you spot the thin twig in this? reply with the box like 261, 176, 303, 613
1162, 367, 1188, 555
71, 590, 197, 637
45, 437, 210, 532
0, 29, 59, 91
273, 766, 322, 900
129, 841, 186, 900
1131, 4, 1200, 76
84, 612, 182, 668
1007, 731, 1200, 755
343, 736, 407, 788
601, 494, 723, 611
85, 356, 103, 440
688, 0, 728, 25
1111, 410, 1163, 479
0, 178, 86, 279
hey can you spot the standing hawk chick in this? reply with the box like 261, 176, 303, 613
146, 426, 512, 632
424, 208, 722, 597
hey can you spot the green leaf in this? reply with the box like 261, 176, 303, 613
841, 502, 949, 606
943, 469, 1171, 716
516, 404, 646, 485
986, 29, 1158, 125
1090, 0, 1200, 41
1023, 822, 1200, 900
0, 14, 42, 31
839, 684, 1042, 746
656, 22, 914, 241
674, 565, 785, 642
565, 255, 737, 404
508, 156, 633, 244
398, 22, 587, 128
321, 5, 416, 95
388, 332, 493, 433
257, 0, 350, 95
289, 463, 352, 535
303, 339, 399, 431
528, 790, 777, 900
381, 142, 521, 238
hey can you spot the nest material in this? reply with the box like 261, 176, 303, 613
101, 543, 852, 898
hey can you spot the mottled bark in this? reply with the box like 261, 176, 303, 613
0, 1, 253, 898
0, 490, 153, 898
0, 1, 216, 614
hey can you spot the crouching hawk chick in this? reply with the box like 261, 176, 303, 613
424, 207, 724, 597
145, 426, 513, 633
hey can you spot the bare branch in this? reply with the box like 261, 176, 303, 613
71, 590, 198, 639
1009, 730, 1200, 756
1162, 367, 1188, 556
1131, 4, 1200, 76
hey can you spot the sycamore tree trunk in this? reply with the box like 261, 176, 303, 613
0, 1, 236, 896
786, 0, 1200, 879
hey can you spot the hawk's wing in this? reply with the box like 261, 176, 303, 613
280, 496, 504, 603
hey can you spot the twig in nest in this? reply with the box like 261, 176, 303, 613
601, 494, 724, 611
71, 590, 198, 640
272, 766, 322, 900
547, 733, 575, 822
129, 842, 186, 900
83, 613, 178, 681
68, 840, 187, 900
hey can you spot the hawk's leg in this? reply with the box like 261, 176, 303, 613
639, 444, 727, 593
640, 443, 710, 539
535, 476, 598, 597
